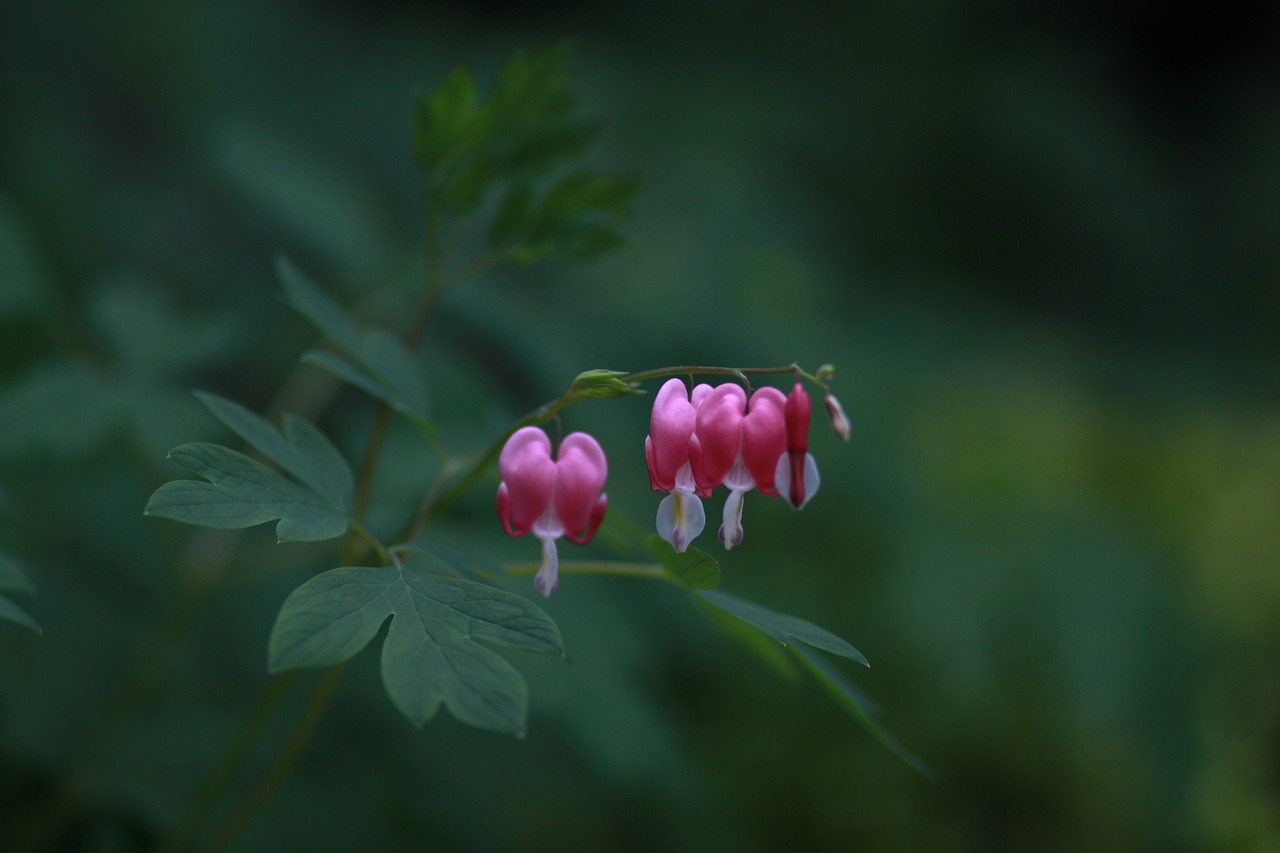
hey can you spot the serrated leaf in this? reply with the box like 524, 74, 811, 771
268, 565, 564, 734
0, 594, 40, 633
276, 256, 429, 422
193, 392, 352, 512
648, 536, 721, 590
145, 442, 350, 542
791, 644, 934, 779
698, 589, 868, 666
0, 552, 37, 595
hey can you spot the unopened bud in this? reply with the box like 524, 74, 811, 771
824, 393, 851, 441
815, 363, 835, 382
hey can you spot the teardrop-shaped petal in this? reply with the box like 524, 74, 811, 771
497, 427, 555, 536
554, 432, 609, 541
645, 378, 697, 492
775, 450, 820, 510
692, 383, 747, 492
656, 490, 706, 553
740, 386, 787, 495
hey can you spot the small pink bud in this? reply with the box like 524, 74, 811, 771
824, 392, 852, 442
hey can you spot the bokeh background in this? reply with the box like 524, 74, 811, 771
3, 1, 1279, 851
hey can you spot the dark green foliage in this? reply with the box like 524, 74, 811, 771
269, 564, 564, 734
413, 45, 641, 263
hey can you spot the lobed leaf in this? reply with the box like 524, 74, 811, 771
698, 588, 868, 666
269, 565, 564, 734
194, 392, 353, 511
145, 442, 350, 542
276, 256, 429, 422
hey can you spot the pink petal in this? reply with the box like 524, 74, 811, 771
554, 432, 608, 541
692, 383, 747, 492
740, 386, 786, 495
497, 427, 555, 536
646, 378, 697, 492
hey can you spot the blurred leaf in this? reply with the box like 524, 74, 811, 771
0, 194, 48, 316
91, 284, 239, 381
648, 535, 721, 590
698, 588, 868, 666
791, 644, 934, 779
145, 442, 350, 542
193, 392, 353, 512
497, 172, 642, 263
412, 65, 478, 175
268, 565, 563, 734
0, 551, 38, 633
0, 594, 39, 633
209, 122, 387, 279
276, 256, 430, 425
0, 362, 125, 458
0, 551, 36, 595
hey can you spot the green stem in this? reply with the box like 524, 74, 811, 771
195, 665, 347, 853
161, 672, 300, 853
504, 559, 675, 583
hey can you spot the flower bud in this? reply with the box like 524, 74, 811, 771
824, 393, 852, 442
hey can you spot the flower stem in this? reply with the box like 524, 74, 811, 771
194, 665, 347, 853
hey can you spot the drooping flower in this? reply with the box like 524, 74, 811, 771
645, 378, 713, 553
689, 383, 787, 549
497, 426, 608, 597
775, 383, 820, 510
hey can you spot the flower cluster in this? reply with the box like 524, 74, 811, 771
645, 378, 819, 553
496, 377, 828, 595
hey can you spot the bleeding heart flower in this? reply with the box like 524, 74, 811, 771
645, 378, 714, 553
775, 383, 820, 510
689, 383, 787, 549
497, 426, 608, 597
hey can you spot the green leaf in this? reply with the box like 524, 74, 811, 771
503, 172, 642, 264
0, 594, 39, 633
791, 644, 935, 779
698, 589, 868, 666
412, 65, 478, 175
0, 551, 36, 595
276, 256, 429, 422
193, 392, 353, 512
268, 565, 564, 734
0, 194, 49, 317
648, 536, 721, 590
391, 539, 503, 584
145, 442, 350, 542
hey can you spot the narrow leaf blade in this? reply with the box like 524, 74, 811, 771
699, 588, 868, 666
791, 644, 934, 779
0, 594, 39, 633
0, 552, 36, 595
648, 535, 721, 589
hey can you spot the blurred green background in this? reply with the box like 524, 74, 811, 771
2, 0, 1279, 851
